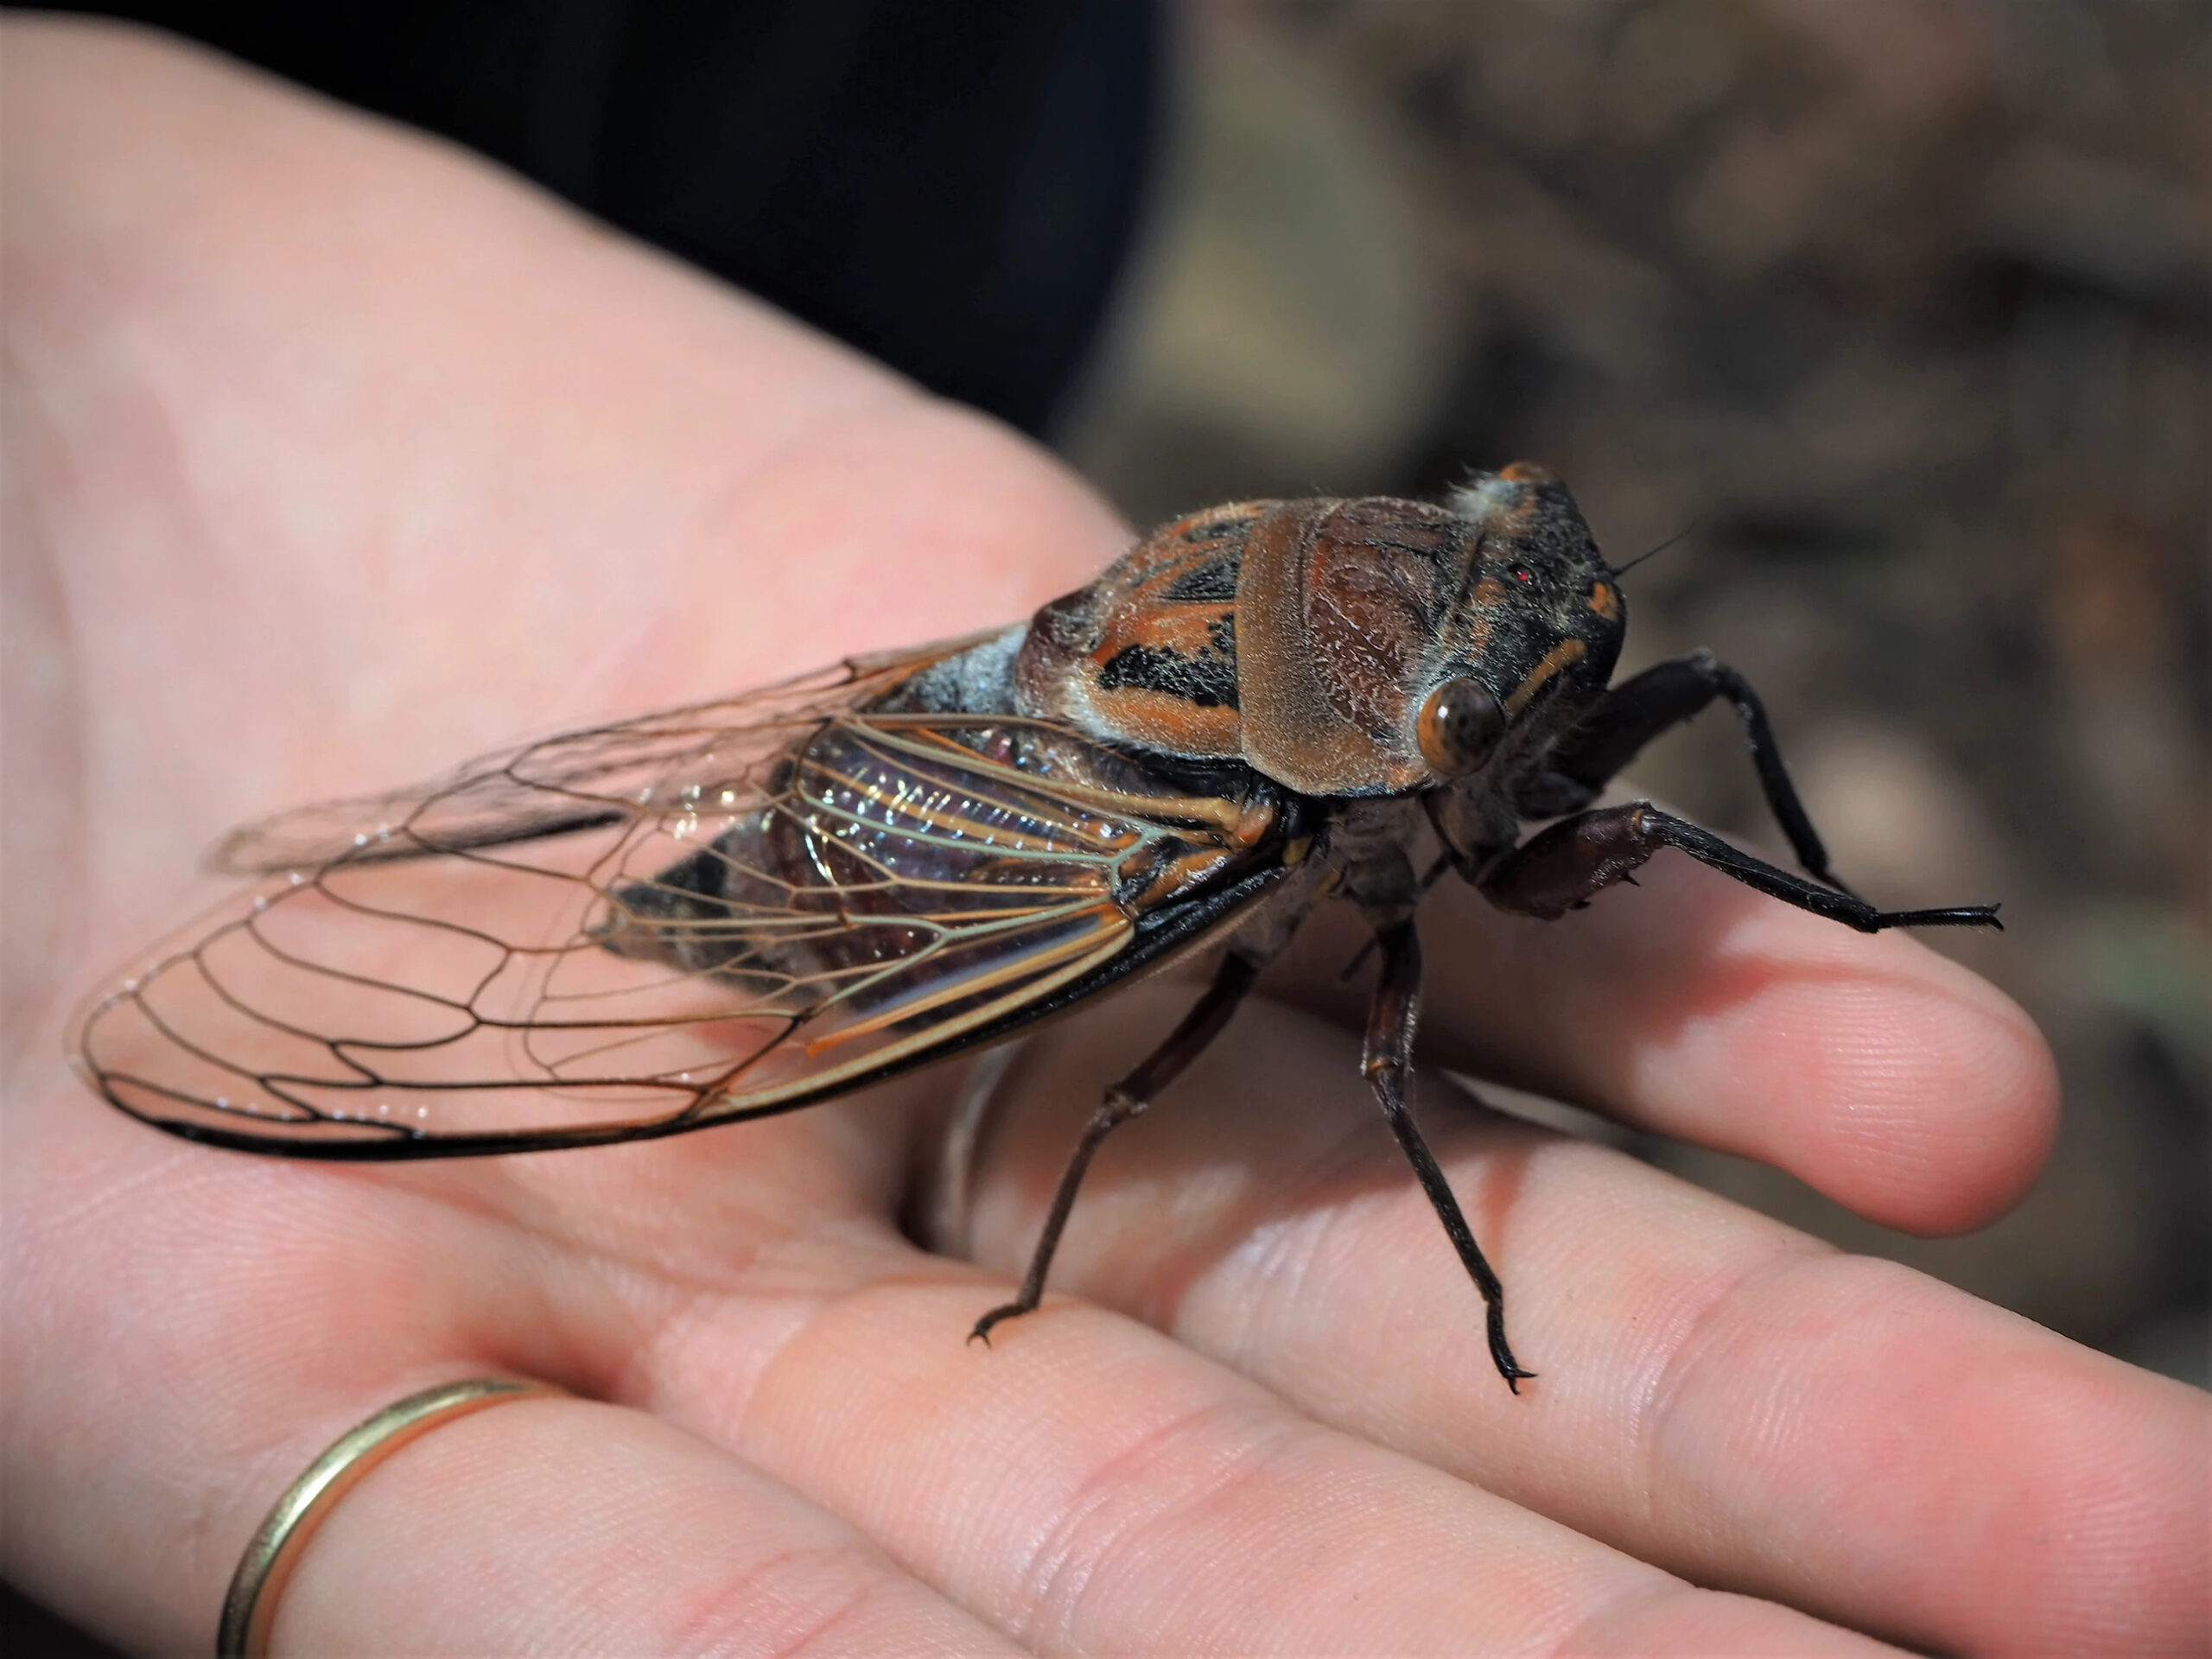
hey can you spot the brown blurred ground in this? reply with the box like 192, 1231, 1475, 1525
1058, 0, 2209, 1383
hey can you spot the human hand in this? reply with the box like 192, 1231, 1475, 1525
6, 21, 2202, 1656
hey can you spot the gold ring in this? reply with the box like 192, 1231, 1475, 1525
218, 1376, 567, 1659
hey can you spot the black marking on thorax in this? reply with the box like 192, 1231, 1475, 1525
1098, 613, 1239, 709
1162, 556, 1241, 602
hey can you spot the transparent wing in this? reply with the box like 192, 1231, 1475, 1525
74, 651, 1285, 1158
211, 635, 1000, 874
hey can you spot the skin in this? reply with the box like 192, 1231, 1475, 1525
3, 19, 2203, 1657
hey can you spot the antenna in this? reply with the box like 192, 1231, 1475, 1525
1612, 513, 1707, 578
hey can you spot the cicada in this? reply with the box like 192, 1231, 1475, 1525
73, 463, 1998, 1389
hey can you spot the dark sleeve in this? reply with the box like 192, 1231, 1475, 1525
53, 0, 1161, 435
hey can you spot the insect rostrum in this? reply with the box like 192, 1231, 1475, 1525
73, 462, 1999, 1391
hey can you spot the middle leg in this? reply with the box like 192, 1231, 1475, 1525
1364, 919, 1535, 1391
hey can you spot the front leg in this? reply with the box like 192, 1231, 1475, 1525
1482, 802, 2001, 934
1364, 919, 1534, 1391
1522, 650, 1860, 899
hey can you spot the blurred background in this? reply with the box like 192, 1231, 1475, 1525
8, 3, 2206, 1648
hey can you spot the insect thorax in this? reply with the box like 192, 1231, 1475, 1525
1009, 468, 1626, 802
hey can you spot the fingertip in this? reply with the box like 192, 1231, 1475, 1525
1668, 918, 2061, 1234
1881, 965, 2058, 1234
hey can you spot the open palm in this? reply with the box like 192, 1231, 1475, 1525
5, 22, 2202, 1657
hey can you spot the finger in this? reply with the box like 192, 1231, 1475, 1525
2, 1058, 987, 1654
1269, 842, 2059, 1234
276, 1395, 1023, 1657
963, 983, 2206, 1657
677, 1283, 1902, 1656
26, 1072, 1895, 1655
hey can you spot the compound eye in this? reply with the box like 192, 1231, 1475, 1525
1416, 677, 1506, 776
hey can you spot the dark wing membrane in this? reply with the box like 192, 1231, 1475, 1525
74, 676, 1287, 1157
